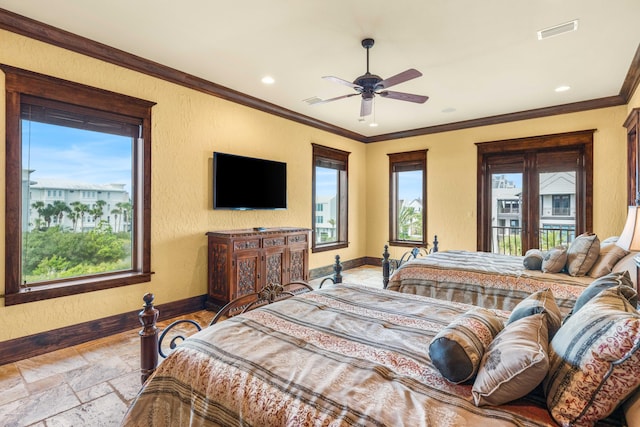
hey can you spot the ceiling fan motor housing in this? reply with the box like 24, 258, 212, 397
354, 74, 383, 93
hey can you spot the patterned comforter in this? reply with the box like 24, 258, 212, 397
122, 284, 564, 427
387, 250, 594, 314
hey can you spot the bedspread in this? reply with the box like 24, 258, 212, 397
387, 250, 593, 314
122, 284, 564, 427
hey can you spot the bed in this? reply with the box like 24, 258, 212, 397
384, 240, 638, 315
123, 282, 636, 427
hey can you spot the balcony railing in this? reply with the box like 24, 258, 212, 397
497, 206, 520, 214
551, 207, 571, 216
491, 226, 575, 255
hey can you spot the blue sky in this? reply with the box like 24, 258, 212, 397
22, 121, 133, 193
315, 167, 338, 198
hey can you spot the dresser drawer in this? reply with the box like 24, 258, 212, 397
263, 236, 286, 247
287, 234, 308, 244
233, 239, 260, 251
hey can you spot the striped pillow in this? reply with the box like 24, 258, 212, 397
508, 288, 562, 340
544, 286, 640, 426
429, 307, 504, 384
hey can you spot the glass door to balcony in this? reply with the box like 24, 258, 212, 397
480, 146, 588, 255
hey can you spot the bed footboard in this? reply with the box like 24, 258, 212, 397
138, 282, 314, 384
382, 235, 438, 288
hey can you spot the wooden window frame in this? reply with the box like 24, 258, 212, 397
2, 65, 155, 305
625, 108, 640, 206
388, 149, 428, 248
311, 144, 349, 253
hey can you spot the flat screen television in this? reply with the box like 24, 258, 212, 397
213, 152, 287, 210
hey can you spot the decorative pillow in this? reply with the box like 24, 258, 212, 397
565, 232, 600, 276
544, 286, 640, 426
612, 251, 638, 279
563, 271, 637, 324
588, 240, 629, 278
508, 288, 562, 340
472, 313, 549, 406
541, 247, 567, 273
523, 249, 543, 270
429, 307, 504, 384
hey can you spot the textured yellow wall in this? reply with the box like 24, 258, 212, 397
0, 30, 365, 341
365, 106, 629, 261
0, 27, 636, 342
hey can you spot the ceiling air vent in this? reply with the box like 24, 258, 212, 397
303, 96, 323, 105
537, 20, 579, 40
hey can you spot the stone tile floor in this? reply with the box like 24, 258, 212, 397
0, 265, 383, 426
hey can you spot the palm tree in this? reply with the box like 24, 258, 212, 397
91, 200, 107, 223
31, 201, 45, 229
41, 204, 56, 228
115, 201, 132, 232
51, 200, 70, 227
70, 202, 90, 232
111, 205, 123, 232
397, 199, 423, 240
67, 210, 79, 231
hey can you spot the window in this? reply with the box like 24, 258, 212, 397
551, 194, 571, 216
388, 150, 427, 247
312, 144, 349, 252
3, 65, 154, 305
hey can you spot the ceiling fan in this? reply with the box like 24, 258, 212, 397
309, 38, 429, 117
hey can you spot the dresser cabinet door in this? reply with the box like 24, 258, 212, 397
287, 246, 307, 281
264, 247, 285, 286
233, 250, 261, 299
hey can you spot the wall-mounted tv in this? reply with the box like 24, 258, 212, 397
213, 152, 287, 210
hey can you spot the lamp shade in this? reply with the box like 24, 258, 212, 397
617, 206, 640, 251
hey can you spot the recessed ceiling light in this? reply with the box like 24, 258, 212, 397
261, 76, 275, 84
555, 85, 571, 92
441, 107, 456, 113
369, 122, 379, 127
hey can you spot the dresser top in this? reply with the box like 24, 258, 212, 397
206, 227, 310, 238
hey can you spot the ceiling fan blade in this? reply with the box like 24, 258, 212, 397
379, 90, 429, 104
322, 76, 362, 89
311, 93, 359, 105
376, 68, 422, 90
360, 98, 373, 117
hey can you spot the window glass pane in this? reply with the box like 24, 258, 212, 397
490, 173, 522, 254
314, 166, 338, 244
539, 171, 576, 249
395, 169, 423, 242
21, 118, 133, 285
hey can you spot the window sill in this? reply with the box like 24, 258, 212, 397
4, 272, 153, 305
388, 240, 426, 248
311, 241, 348, 253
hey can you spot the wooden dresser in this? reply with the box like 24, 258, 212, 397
205, 227, 310, 310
